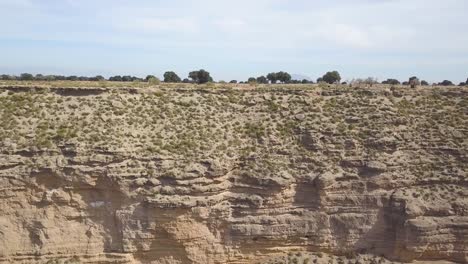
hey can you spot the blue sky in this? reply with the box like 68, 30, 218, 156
1, 0, 467, 82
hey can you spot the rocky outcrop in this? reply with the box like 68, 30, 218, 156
0, 85, 466, 263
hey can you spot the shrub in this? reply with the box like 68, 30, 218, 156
148, 77, 160, 85
364, 77, 378, 87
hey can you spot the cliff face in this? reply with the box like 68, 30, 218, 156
0, 85, 466, 264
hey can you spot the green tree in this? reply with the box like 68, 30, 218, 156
35, 74, 46, 81
229, 80, 237, 84
247, 77, 256, 83
145, 75, 156, 82
267, 72, 278, 84
109, 75, 122, 82
321, 71, 341, 84
439, 80, 453, 86
163, 71, 181, 83
421, 80, 429, 86
382, 79, 400, 85
122, 75, 133, 82
20, 73, 34, 81
0, 74, 14, 80
189, 69, 213, 84
256, 76, 268, 84
266, 72, 291, 83
276, 71, 291, 83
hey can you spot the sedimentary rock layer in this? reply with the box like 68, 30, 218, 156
0, 85, 466, 263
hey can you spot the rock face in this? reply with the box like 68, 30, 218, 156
0, 85, 466, 263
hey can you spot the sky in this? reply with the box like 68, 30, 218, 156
0, 0, 467, 83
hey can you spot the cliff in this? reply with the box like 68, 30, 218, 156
0, 85, 466, 263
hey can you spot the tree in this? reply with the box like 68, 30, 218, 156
276, 71, 291, 83
109, 75, 123, 82
44, 75, 55, 81
267, 73, 278, 84
316, 77, 324, 83
0, 74, 15, 80
163, 71, 181, 83
182, 78, 191, 83
247, 77, 257, 83
466, 78, 468, 86
409, 76, 420, 88
459, 82, 466, 86
256, 76, 268, 84
229, 80, 237, 84
121, 75, 132, 82
439, 80, 453, 86
35, 74, 46, 81
301, 79, 309, 84
421, 80, 429, 86
382, 79, 400, 85
321, 71, 341, 84
189, 69, 212, 84
266, 72, 291, 84
20, 73, 34, 81
145, 75, 157, 82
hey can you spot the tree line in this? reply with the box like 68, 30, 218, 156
1, 71, 467, 87
0, 70, 214, 84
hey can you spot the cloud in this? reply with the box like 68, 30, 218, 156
0, 0, 467, 82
